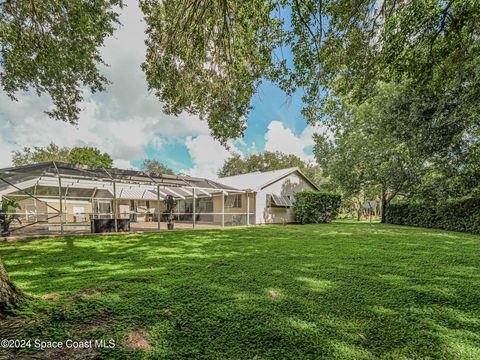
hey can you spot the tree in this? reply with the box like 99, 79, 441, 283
0, 199, 26, 315
68, 147, 113, 168
0, 0, 122, 316
0, 0, 123, 124
314, 83, 425, 222
218, 151, 323, 187
142, 159, 175, 175
12, 143, 113, 168
12, 143, 70, 165
0, 198, 20, 236
0, 263, 25, 315
140, 0, 282, 144
378, 82, 480, 201
140, 0, 480, 148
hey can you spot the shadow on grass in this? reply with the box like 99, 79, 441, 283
0, 223, 479, 359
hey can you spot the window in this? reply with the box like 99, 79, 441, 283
268, 194, 293, 208
73, 206, 86, 223
96, 200, 112, 219
225, 194, 242, 208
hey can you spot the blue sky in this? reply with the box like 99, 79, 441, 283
0, 1, 323, 178
131, 81, 311, 174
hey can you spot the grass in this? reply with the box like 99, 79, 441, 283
1, 222, 480, 359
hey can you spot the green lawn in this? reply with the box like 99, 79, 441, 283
1, 222, 480, 359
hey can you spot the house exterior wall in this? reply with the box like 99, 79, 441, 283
43, 199, 93, 223
255, 172, 316, 224
117, 199, 164, 221
212, 192, 255, 225
12, 188, 255, 230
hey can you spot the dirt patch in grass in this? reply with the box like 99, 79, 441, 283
41, 293, 60, 301
81, 310, 113, 332
269, 290, 281, 298
78, 288, 101, 295
123, 329, 152, 351
69, 288, 102, 300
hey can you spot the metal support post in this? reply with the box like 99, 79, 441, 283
113, 181, 118, 232
221, 191, 225, 228
157, 185, 161, 231
246, 192, 250, 226
192, 188, 196, 229
58, 176, 64, 235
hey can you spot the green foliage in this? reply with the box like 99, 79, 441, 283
164, 195, 176, 224
315, 78, 479, 215
139, 0, 480, 148
386, 198, 480, 234
313, 82, 425, 221
140, 0, 283, 144
218, 151, 322, 187
293, 191, 341, 224
2, 223, 480, 358
12, 143, 70, 165
0, 0, 123, 124
0, 198, 19, 235
378, 81, 480, 201
11, 143, 113, 168
286, 1, 480, 127
142, 159, 174, 175
67, 147, 113, 168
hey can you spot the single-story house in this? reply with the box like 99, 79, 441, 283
216, 167, 319, 224
0, 163, 318, 235
0, 162, 252, 235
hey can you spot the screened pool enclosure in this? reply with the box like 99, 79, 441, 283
0, 162, 255, 237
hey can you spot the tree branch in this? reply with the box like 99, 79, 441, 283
293, 0, 321, 61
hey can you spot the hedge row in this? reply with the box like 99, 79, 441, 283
385, 198, 480, 234
294, 191, 341, 224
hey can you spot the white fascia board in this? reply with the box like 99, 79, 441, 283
177, 187, 194, 198
156, 189, 169, 198
165, 188, 186, 199
196, 188, 212, 196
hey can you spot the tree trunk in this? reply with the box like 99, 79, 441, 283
0, 262, 25, 315
381, 186, 387, 223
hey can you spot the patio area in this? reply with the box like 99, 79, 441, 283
0, 162, 254, 237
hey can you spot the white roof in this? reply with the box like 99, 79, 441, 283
216, 167, 317, 191
0, 175, 235, 201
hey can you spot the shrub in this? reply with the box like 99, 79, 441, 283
385, 198, 480, 234
294, 192, 341, 224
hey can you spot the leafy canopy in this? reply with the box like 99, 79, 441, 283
0, 0, 123, 124
142, 159, 175, 175
313, 82, 426, 219
140, 0, 283, 144
12, 142, 113, 168
141, 0, 479, 144
2, 0, 477, 149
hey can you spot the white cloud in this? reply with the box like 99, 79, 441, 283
0, 0, 327, 179
0, 0, 210, 169
264, 120, 331, 163
0, 137, 16, 168
113, 159, 137, 170
181, 121, 329, 179
180, 136, 239, 178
